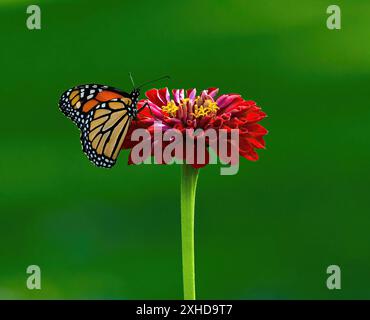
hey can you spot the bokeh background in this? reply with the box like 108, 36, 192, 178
1, 0, 369, 299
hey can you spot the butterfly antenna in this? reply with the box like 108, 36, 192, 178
137, 75, 170, 89
129, 72, 135, 89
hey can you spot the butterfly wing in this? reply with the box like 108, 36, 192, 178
81, 99, 131, 167
59, 84, 135, 168
59, 84, 132, 125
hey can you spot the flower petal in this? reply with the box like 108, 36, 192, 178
239, 141, 259, 161
187, 88, 196, 100
145, 89, 166, 107
216, 94, 241, 109
207, 87, 219, 99
172, 89, 184, 104
158, 88, 170, 105
246, 123, 268, 137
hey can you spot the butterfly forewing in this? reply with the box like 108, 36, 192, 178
59, 84, 131, 124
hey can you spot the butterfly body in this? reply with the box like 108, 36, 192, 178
59, 84, 141, 168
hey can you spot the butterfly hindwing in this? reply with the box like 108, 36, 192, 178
81, 100, 131, 168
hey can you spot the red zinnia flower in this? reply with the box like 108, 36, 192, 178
122, 88, 268, 168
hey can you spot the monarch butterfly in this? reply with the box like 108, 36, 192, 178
58, 75, 168, 168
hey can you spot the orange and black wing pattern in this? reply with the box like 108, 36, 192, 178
59, 84, 138, 168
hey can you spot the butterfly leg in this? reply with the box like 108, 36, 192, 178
137, 102, 149, 114
137, 102, 157, 120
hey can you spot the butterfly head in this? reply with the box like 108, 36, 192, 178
130, 88, 140, 118
131, 88, 140, 106
130, 88, 140, 103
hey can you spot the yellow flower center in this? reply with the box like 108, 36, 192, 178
192, 99, 219, 118
161, 97, 219, 119
162, 100, 179, 117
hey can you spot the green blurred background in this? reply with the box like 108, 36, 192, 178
0, 0, 369, 299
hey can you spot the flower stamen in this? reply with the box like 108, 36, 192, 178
192, 98, 219, 118
162, 100, 179, 117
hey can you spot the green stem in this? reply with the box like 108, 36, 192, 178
181, 164, 199, 300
